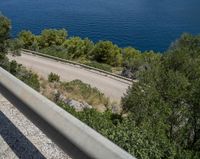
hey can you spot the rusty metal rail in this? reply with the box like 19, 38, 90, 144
0, 67, 136, 159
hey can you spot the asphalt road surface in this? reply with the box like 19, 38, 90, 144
8, 52, 131, 102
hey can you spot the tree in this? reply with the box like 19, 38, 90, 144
91, 41, 122, 66
0, 14, 11, 54
0, 14, 11, 70
170, 33, 200, 58
8, 38, 23, 55
122, 47, 141, 64
18, 30, 36, 49
63, 37, 94, 59
39, 29, 67, 47
121, 50, 160, 79
122, 34, 200, 157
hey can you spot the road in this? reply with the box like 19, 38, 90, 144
8, 52, 131, 102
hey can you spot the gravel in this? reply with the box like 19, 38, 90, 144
0, 94, 71, 159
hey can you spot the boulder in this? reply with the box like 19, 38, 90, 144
64, 99, 92, 111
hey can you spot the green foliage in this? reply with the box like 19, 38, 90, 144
122, 47, 142, 63
18, 30, 37, 49
0, 53, 10, 70
39, 29, 67, 47
91, 41, 123, 66
0, 14, 10, 70
61, 80, 109, 106
58, 102, 176, 159
0, 14, 11, 53
122, 50, 161, 79
40, 37, 94, 61
0, 14, 40, 91
9, 60, 18, 75
48, 72, 60, 82
170, 33, 200, 57
63, 37, 94, 59
122, 34, 200, 158
6, 60, 41, 91
5, 12, 200, 158
40, 45, 69, 58
16, 68, 40, 91
8, 38, 23, 55
14, 28, 163, 77
83, 61, 112, 72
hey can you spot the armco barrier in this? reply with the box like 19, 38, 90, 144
21, 49, 134, 83
0, 67, 136, 159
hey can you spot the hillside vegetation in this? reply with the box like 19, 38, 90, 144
0, 15, 40, 91
1, 13, 200, 158
16, 29, 160, 76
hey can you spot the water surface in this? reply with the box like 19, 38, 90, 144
0, 0, 200, 51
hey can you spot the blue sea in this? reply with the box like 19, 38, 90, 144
0, 0, 200, 52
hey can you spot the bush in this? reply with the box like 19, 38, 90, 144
39, 29, 68, 47
9, 60, 18, 75
0, 14, 40, 91
121, 50, 161, 79
14, 66, 40, 91
0, 54, 10, 70
61, 80, 109, 107
83, 61, 112, 72
122, 47, 142, 64
58, 102, 177, 159
0, 14, 11, 53
122, 34, 200, 158
91, 41, 123, 66
62, 37, 94, 59
48, 72, 60, 82
18, 30, 37, 49
8, 38, 23, 55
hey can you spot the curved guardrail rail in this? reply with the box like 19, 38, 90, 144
21, 49, 134, 83
0, 67, 136, 159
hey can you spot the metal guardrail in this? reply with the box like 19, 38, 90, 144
0, 67, 136, 159
22, 49, 134, 83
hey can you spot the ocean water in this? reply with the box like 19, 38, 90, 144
0, 0, 200, 52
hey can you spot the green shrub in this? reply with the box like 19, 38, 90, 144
0, 14, 11, 54
9, 60, 18, 75
58, 102, 177, 159
15, 66, 40, 91
39, 29, 67, 47
122, 34, 200, 158
8, 38, 23, 55
0, 54, 10, 70
18, 30, 37, 49
61, 80, 109, 107
83, 61, 112, 72
62, 37, 94, 59
48, 72, 60, 82
91, 41, 123, 66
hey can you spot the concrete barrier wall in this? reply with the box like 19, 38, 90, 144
0, 67, 136, 159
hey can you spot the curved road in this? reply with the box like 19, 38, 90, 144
8, 52, 131, 102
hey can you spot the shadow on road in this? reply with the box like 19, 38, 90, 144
0, 111, 46, 159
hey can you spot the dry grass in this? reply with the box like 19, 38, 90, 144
39, 78, 111, 112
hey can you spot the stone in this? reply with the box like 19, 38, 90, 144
64, 99, 92, 111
